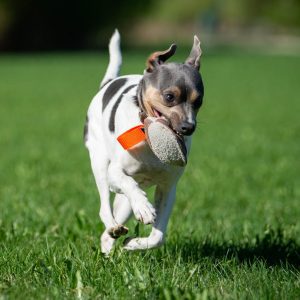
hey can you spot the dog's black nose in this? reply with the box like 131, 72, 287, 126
180, 122, 195, 136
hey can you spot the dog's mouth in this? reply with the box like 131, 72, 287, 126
152, 107, 183, 139
153, 107, 162, 118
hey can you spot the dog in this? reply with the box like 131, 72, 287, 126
84, 30, 204, 254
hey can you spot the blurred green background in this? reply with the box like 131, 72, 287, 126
0, 0, 300, 50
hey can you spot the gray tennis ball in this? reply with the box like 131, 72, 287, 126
144, 117, 187, 167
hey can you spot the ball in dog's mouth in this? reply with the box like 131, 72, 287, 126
144, 115, 187, 167
152, 108, 184, 139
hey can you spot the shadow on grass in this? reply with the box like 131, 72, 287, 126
171, 228, 300, 268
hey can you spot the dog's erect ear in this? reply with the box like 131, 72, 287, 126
146, 44, 177, 72
185, 35, 202, 70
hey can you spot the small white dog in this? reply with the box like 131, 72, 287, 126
84, 30, 204, 254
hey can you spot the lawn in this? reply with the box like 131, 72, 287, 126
0, 48, 300, 299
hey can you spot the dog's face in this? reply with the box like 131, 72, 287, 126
140, 37, 204, 136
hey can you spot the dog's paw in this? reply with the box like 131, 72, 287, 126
123, 237, 143, 250
132, 199, 156, 224
100, 231, 116, 255
107, 224, 128, 239
123, 236, 163, 250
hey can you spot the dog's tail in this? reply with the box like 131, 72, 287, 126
100, 29, 122, 89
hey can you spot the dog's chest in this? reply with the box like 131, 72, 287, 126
121, 143, 181, 187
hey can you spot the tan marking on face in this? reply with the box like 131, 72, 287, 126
143, 86, 196, 133
143, 86, 172, 117
143, 86, 161, 117
143, 85, 186, 117
163, 86, 181, 98
189, 89, 199, 104
169, 104, 187, 121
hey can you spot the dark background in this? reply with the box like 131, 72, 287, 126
0, 0, 156, 51
0, 0, 300, 51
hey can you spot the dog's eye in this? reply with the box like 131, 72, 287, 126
164, 93, 175, 103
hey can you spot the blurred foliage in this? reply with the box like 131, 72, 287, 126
221, 0, 300, 27
149, 0, 300, 27
0, 0, 299, 50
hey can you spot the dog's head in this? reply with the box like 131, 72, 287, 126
138, 36, 204, 136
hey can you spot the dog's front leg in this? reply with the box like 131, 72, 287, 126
108, 164, 156, 224
123, 183, 176, 250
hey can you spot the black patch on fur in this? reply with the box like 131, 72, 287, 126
137, 79, 146, 112
132, 95, 139, 107
193, 95, 203, 109
102, 78, 127, 112
109, 84, 137, 132
83, 115, 89, 144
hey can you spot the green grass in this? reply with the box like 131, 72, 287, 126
0, 49, 300, 299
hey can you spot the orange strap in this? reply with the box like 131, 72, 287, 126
117, 125, 146, 150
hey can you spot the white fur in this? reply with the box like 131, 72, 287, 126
85, 31, 192, 254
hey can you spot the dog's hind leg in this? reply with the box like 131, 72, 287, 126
123, 184, 176, 250
103, 194, 131, 240
89, 146, 127, 254
89, 148, 116, 229
113, 193, 132, 224
100, 194, 131, 255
